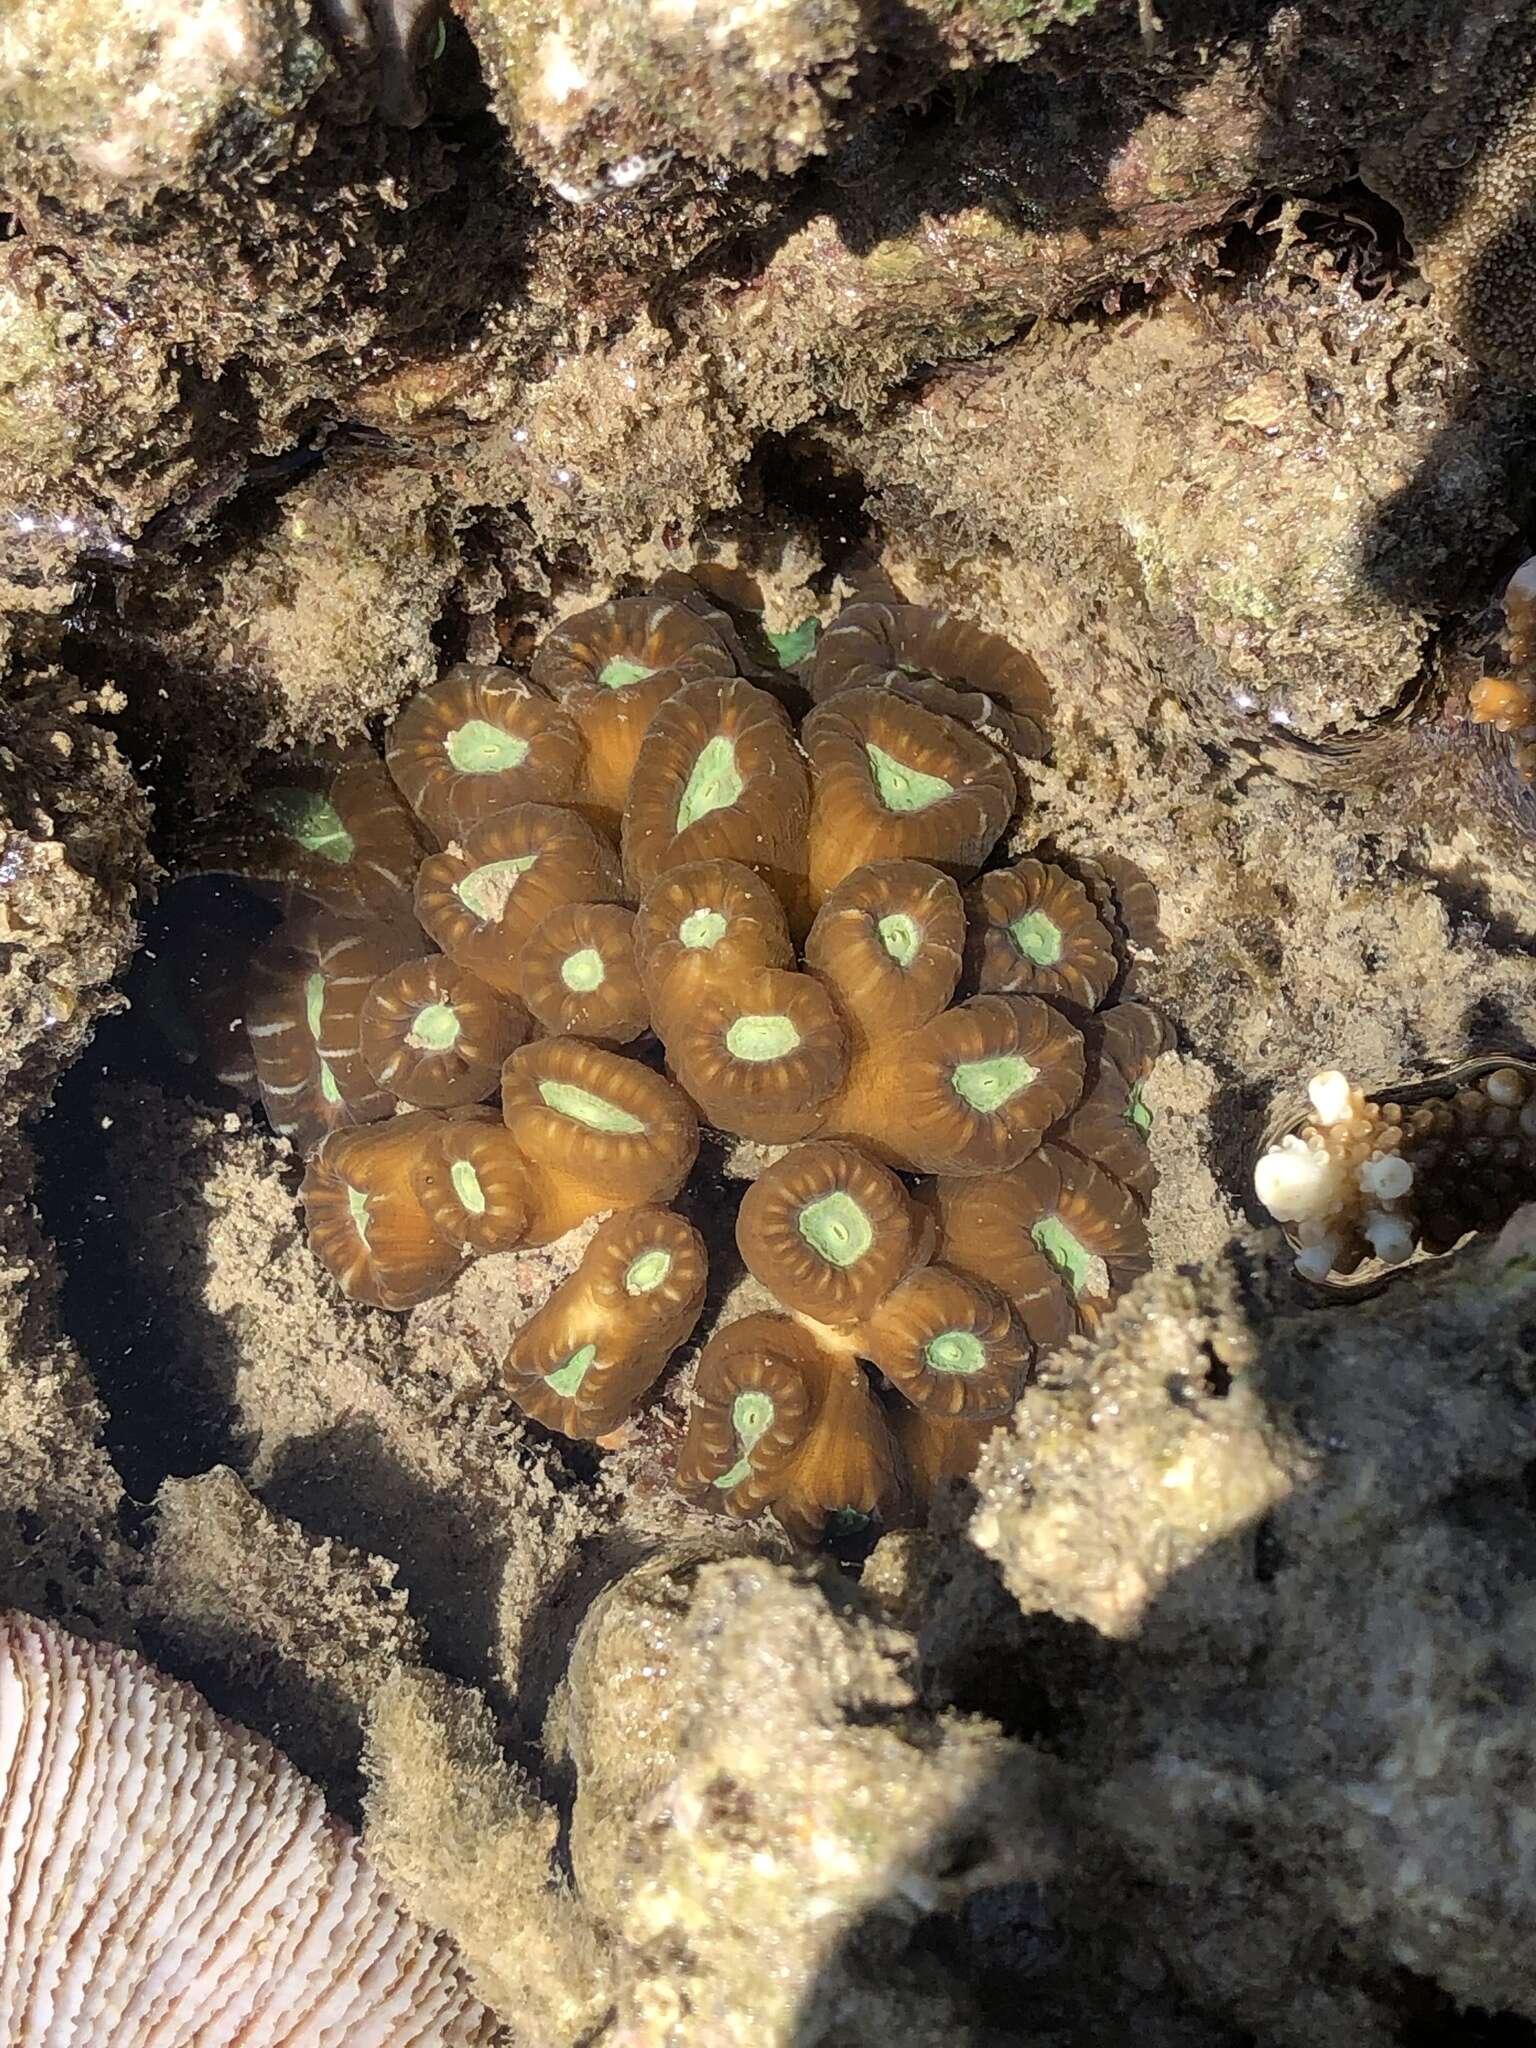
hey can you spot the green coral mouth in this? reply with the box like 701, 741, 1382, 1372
538, 1080, 645, 1134
1009, 911, 1063, 966
798, 1191, 873, 1267
255, 788, 355, 864
1031, 1215, 1109, 1299
952, 1054, 1036, 1114
676, 735, 744, 831
446, 719, 530, 775
865, 742, 951, 813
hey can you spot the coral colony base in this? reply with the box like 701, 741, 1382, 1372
196, 579, 1167, 1544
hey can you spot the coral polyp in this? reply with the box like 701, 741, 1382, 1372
676, 1313, 905, 1544
360, 953, 527, 1107
384, 662, 585, 842
502, 1206, 707, 1437
967, 858, 1121, 1016
620, 677, 809, 901
802, 688, 1016, 905
201, 575, 1171, 1542
736, 1140, 933, 1326
415, 803, 622, 996
531, 594, 739, 829
303, 1112, 466, 1309
811, 601, 1053, 760
518, 900, 649, 1044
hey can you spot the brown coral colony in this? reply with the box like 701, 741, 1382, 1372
209, 579, 1168, 1542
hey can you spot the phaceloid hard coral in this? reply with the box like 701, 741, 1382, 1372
531, 595, 739, 832
967, 857, 1121, 1016
360, 953, 528, 1107
0, 1610, 495, 2044
385, 662, 585, 843
803, 858, 965, 1039
857, 1263, 1031, 1418
633, 857, 794, 1038
802, 688, 1016, 906
828, 991, 1085, 1177
245, 908, 416, 1150
924, 1060, 1156, 1346
517, 900, 648, 1045
500, 1038, 698, 1242
811, 601, 1054, 761
662, 963, 848, 1144
415, 803, 623, 997
198, 749, 428, 924
736, 1140, 933, 1327
411, 1109, 533, 1256
502, 1205, 707, 1437
199, 574, 1171, 1540
676, 1313, 905, 1545
303, 1111, 467, 1309
620, 677, 809, 903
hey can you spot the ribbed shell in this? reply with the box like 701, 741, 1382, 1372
0, 1612, 497, 2047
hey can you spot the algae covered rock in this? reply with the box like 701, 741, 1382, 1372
971, 1253, 1302, 1640
0, 0, 327, 209
0, 663, 150, 1109
554, 1547, 1062, 2045
975, 1224, 1536, 2044
366, 1667, 610, 2043
850, 239, 1533, 744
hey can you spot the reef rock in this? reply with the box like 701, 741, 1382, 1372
974, 1222, 1536, 2043
551, 1547, 1062, 2045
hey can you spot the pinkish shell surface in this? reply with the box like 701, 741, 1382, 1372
0, 1611, 498, 2045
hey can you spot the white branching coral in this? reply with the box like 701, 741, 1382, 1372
1255, 1065, 1536, 1281
1254, 1070, 1417, 1279
0, 1610, 497, 2045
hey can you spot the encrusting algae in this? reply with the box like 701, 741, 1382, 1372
198, 578, 1172, 1543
